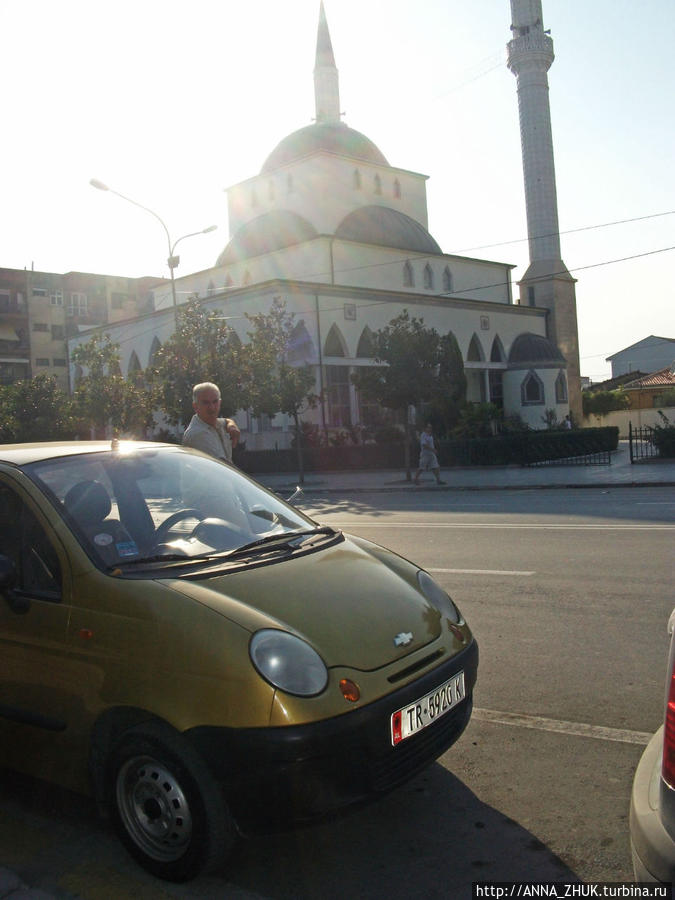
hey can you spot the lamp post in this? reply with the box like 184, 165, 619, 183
89, 179, 217, 329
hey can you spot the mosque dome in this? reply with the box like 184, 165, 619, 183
508, 332, 566, 368
261, 121, 389, 173
217, 210, 319, 265
335, 205, 442, 255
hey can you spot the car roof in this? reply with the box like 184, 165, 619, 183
0, 440, 173, 467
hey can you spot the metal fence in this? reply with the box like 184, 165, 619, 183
629, 422, 658, 463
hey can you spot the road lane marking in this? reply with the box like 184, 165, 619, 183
429, 567, 535, 576
472, 707, 652, 745
321, 521, 675, 530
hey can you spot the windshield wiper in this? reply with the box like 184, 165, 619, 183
224, 525, 340, 558
111, 526, 340, 570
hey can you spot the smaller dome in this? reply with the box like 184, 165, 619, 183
217, 210, 318, 265
336, 206, 442, 255
508, 332, 566, 368
261, 122, 389, 173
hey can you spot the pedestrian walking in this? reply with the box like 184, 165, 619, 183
414, 423, 446, 485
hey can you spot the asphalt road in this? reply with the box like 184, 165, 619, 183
3, 486, 674, 898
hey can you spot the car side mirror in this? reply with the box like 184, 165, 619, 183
0, 555, 29, 614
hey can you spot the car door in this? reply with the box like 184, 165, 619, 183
0, 476, 83, 789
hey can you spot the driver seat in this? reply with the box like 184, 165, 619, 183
64, 480, 138, 562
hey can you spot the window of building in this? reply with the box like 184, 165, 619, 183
32, 287, 47, 297
111, 292, 128, 309
50, 291, 63, 307
287, 322, 315, 363
324, 324, 347, 358
442, 267, 453, 293
32, 322, 49, 332
393, 179, 401, 199
148, 337, 162, 368
35, 358, 50, 367
374, 174, 382, 195
490, 337, 505, 362
423, 264, 434, 290
68, 293, 88, 316
324, 365, 351, 427
527, 286, 536, 306
403, 261, 414, 287
467, 334, 484, 362
51, 325, 64, 340
521, 370, 545, 405
53, 358, 66, 367
353, 169, 362, 189
555, 370, 568, 403
489, 371, 504, 410
356, 326, 376, 358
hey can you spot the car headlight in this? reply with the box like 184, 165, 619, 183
250, 629, 328, 696
417, 570, 462, 624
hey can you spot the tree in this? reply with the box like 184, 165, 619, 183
351, 311, 460, 478
582, 389, 630, 418
0, 374, 75, 442
427, 331, 467, 434
242, 299, 319, 482
71, 334, 153, 438
148, 298, 247, 428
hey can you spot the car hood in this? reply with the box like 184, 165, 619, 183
162, 535, 442, 671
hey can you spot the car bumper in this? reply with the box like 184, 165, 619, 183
187, 638, 478, 832
629, 725, 675, 883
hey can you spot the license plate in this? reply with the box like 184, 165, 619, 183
391, 671, 465, 746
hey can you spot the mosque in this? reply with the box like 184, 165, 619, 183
71, 0, 581, 448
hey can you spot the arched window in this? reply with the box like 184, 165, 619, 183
423, 264, 434, 290
127, 351, 141, 376
287, 321, 315, 363
467, 334, 484, 362
521, 370, 545, 405
148, 336, 162, 367
324, 323, 347, 357
403, 261, 414, 287
490, 337, 505, 362
442, 267, 453, 293
555, 370, 568, 403
353, 169, 362, 189
356, 326, 376, 358
393, 179, 401, 199
207, 280, 216, 296
374, 174, 382, 195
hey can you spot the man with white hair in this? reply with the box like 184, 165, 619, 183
182, 382, 240, 463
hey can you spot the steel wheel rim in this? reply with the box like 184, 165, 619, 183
116, 754, 194, 862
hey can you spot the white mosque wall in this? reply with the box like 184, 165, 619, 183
227, 155, 430, 237
503, 367, 568, 430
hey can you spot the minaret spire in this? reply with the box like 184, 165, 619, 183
507, 0, 582, 421
314, 2, 341, 124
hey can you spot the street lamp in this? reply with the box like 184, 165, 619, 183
89, 178, 217, 327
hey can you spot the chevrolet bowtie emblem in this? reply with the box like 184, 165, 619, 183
393, 632, 413, 647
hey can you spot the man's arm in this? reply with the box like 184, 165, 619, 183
225, 418, 240, 449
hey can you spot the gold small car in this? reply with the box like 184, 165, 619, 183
0, 441, 477, 881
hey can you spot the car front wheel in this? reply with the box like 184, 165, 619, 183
108, 721, 234, 882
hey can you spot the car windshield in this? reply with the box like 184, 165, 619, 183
26, 445, 319, 570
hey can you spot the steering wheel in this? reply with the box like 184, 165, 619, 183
153, 509, 202, 546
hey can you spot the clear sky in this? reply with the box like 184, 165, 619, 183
2, 0, 673, 381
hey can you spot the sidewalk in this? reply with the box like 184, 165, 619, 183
254, 441, 675, 496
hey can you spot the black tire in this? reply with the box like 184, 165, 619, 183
107, 721, 235, 882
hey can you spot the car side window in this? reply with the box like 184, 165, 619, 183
0, 483, 62, 601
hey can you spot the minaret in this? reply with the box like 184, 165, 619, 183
314, 2, 341, 124
507, 0, 581, 420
